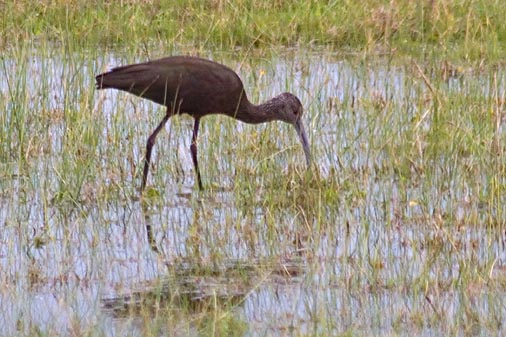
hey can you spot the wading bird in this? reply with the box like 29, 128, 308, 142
95, 56, 311, 191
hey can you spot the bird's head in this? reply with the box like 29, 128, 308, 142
274, 92, 304, 124
275, 92, 311, 167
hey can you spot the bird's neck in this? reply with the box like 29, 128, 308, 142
236, 97, 281, 125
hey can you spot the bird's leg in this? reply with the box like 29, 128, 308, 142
141, 112, 170, 193
190, 118, 203, 190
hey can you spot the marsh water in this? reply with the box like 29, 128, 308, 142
1, 49, 506, 336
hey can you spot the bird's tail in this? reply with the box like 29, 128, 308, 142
95, 64, 150, 90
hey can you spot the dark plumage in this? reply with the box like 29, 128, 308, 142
95, 56, 311, 191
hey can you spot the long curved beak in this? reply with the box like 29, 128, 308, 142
294, 119, 311, 167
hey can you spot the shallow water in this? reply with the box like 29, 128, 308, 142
1, 49, 506, 336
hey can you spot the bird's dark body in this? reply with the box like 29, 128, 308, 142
95, 56, 310, 191
97, 56, 248, 121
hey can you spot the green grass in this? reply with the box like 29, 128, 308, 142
2, 0, 506, 60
